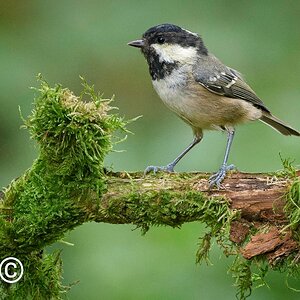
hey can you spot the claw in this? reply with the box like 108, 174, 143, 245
144, 163, 175, 175
209, 164, 235, 189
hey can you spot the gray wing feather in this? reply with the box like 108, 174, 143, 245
194, 66, 270, 113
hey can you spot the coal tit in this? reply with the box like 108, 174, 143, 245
128, 23, 300, 188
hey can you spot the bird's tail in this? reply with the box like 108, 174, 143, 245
260, 112, 300, 136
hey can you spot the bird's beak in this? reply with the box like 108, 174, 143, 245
127, 39, 145, 48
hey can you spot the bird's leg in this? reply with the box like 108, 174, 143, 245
209, 129, 236, 188
144, 135, 202, 174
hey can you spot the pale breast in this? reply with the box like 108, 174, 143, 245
152, 67, 190, 114
152, 69, 262, 130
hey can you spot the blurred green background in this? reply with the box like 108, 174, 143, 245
1, 0, 300, 299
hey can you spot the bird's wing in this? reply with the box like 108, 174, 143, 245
194, 67, 270, 112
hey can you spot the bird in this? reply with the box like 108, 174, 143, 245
128, 23, 300, 188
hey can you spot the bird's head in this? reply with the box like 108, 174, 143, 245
128, 24, 208, 66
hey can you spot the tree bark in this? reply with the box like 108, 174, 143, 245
99, 170, 299, 262
103, 171, 289, 223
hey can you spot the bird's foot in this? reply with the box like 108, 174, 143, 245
144, 163, 175, 175
209, 164, 235, 189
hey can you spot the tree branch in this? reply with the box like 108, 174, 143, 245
100, 170, 289, 225
1, 78, 299, 300
93, 171, 299, 261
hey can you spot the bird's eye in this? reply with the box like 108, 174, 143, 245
157, 36, 165, 44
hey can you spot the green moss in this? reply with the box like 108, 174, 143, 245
277, 155, 297, 179
230, 257, 253, 300
107, 190, 236, 236
0, 251, 66, 300
285, 177, 300, 232
0, 77, 128, 298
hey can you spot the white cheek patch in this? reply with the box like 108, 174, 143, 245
152, 44, 198, 64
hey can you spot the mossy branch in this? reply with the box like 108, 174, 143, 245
0, 78, 299, 300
